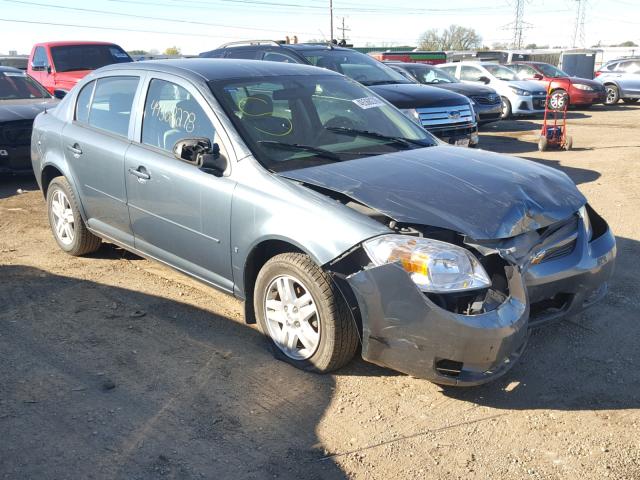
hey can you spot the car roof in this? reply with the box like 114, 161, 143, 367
0, 66, 23, 73
98, 58, 342, 82
386, 62, 433, 68
33, 41, 122, 48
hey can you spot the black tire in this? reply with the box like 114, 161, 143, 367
254, 252, 359, 373
548, 89, 569, 111
538, 135, 548, 152
604, 84, 620, 105
46, 176, 101, 256
622, 98, 639, 104
500, 97, 512, 119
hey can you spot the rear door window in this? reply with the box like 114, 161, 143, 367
439, 65, 458, 77
262, 51, 299, 63
87, 76, 139, 137
141, 78, 216, 153
225, 49, 258, 60
75, 80, 95, 123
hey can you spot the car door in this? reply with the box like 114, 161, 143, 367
125, 75, 236, 291
620, 60, 640, 95
61, 74, 141, 245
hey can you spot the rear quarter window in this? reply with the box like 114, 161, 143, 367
75, 80, 95, 123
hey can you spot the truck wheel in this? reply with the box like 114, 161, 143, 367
254, 253, 359, 373
622, 98, 638, 104
605, 84, 620, 105
538, 135, 548, 152
47, 177, 101, 256
564, 136, 573, 151
500, 97, 512, 119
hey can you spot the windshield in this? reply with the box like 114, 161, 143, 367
209, 74, 436, 172
50, 45, 132, 72
411, 66, 459, 85
0, 71, 50, 100
535, 63, 568, 78
484, 64, 518, 81
299, 49, 411, 86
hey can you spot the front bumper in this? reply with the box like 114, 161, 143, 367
570, 89, 606, 105
346, 225, 616, 387
511, 94, 546, 115
474, 102, 503, 125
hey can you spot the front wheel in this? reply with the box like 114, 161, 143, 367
254, 253, 359, 373
605, 84, 620, 105
548, 89, 569, 110
47, 177, 101, 256
500, 97, 512, 119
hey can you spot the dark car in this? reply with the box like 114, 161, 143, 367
32, 59, 615, 386
386, 62, 502, 125
1, 66, 57, 174
507, 61, 606, 108
200, 41, 479, 147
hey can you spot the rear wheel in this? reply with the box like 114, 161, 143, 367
47, 177, 101, 256
604, 84, 620, 105
500, 97, 512, 119
254, 253, 359, 373
622, 98, 639, 104
548, 89, 569, 110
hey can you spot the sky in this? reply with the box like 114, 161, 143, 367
1, 0, 639, 55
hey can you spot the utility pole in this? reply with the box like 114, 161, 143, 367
572, 0, 587, 48
338, 17, 351, 43
512, 0, 525, 49
329, 0, 334, 43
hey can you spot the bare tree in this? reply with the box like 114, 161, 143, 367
418, 25, 482, 51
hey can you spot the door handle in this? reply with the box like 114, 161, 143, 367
66, 143, 82, 156
128, 166, 151, 181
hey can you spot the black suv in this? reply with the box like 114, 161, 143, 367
201, 41, 479, 148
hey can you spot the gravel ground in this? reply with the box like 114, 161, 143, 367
1, 103, 639, 479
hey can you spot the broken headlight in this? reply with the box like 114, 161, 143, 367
578, 205, 592, 240
363, 235, 491, 293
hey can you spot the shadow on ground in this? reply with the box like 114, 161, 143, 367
0, 174, 38, 200
0, 265, 346, 479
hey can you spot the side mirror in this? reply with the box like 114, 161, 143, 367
478, 76, 491, 84
173, 138, 227, 176
533, 73, 543, 80
31, 62, 46, 72
53, 89, 67, 99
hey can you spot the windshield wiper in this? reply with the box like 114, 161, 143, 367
258, 140, 342, 161
325, 127, 429, 148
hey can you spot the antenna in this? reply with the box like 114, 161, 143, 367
572, 0, 587, 48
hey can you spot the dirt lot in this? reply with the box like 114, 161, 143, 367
1, 104, 639, 479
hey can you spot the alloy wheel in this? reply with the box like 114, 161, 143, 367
51, 189, 75, 246
264, 275, 320, 360
605, 86, 618, 104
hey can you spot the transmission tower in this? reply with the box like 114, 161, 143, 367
512, 0, 525, 49
338, 17, 351, 44
572, 0, 587, 48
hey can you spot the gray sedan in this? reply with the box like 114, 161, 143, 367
31, 59, 616, 386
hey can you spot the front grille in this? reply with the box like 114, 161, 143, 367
1, 120, 33, 147
471, 94, 501, 105
417, 104, 474, 128
533, 97, 546, 109
540, 239, 576, 263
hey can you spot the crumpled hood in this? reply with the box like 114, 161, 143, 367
280, 146, 586, 240
369, 83, 470, 109
0, 99, 58, 122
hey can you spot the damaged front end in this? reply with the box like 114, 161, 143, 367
328, 204, 616, 387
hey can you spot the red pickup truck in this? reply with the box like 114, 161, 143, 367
27, 41, 132, 96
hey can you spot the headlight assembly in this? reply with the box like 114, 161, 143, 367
509, 86, 531, 96
574, 84, 594, 91
363, 235, 491, 293
399, 108, 421, 124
